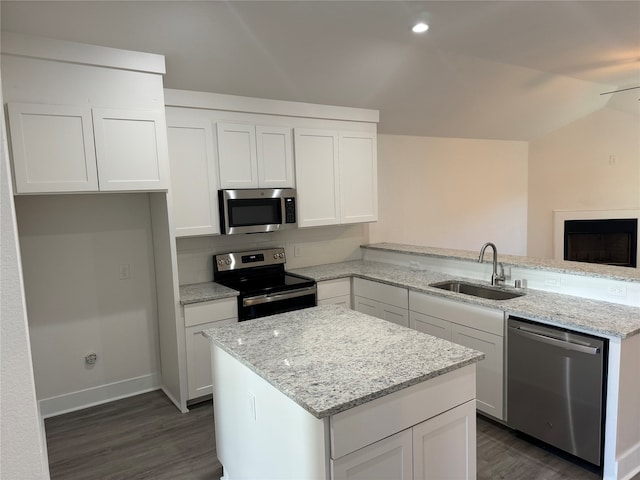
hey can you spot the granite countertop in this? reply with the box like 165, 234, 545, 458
179, 282, 238, 305
179, 244, 640, 338
364, 243, 640, 282
203, 304, 484, 419
290, 260, 640, 339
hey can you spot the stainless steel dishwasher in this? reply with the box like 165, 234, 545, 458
507, 317, 607, 466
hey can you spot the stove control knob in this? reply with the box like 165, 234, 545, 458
273, 254, 278, 259
225, 259, 231, 265
280, 253, 285, 258
217, 260, 224, 266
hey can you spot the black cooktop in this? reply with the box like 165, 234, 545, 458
216, 271, 315, 297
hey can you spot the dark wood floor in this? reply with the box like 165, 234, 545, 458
45, 390, 221, 480
45, 390, 635, 479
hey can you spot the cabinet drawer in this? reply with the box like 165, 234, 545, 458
353, 278, 407, 309
330, 364, 475, 459
318, 295, 351, 308
184, 298, 237, 327
409, 291, 504, 336
317, 278, 351, 301
410, 311, 452, 341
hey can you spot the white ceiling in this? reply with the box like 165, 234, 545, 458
1, 1, 639, 140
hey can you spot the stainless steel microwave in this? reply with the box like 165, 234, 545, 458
218, 188, 297, 235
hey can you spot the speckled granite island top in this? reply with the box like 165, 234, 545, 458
203, 305, 484, 419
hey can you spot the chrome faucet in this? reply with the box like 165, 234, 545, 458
479, 242, 505, 286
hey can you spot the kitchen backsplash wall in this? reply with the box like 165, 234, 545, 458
176, 223, 368, 285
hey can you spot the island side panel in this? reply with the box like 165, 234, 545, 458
614, 334, 640, 479
211, 345, 330, 480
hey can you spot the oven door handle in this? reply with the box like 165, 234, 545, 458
509, 325, 600, 355
242, 286, 317, 307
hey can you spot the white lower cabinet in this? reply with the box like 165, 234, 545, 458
353, 278, 408, 327
332, 429, 412, 480
333, 401, 475, 480
317, 278, 352, 308
409, 291, 505, 420
412, 399, 476, 480
450, 324, 503, 419
184, 298, 237, 401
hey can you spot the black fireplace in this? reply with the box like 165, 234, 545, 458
564, 219, 638, 268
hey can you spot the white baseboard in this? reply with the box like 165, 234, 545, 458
39, 373, 161, 418
161, 386, 188, 413
618, 441, 640, 480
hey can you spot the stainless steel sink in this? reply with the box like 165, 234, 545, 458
429, 281, 525, 300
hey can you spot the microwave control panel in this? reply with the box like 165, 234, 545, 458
285, 197, 296, 224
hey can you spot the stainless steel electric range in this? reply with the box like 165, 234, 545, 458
213, 247, 317, 321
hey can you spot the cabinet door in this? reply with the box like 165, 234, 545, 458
409, 311, 452, 341
451, 324, 504, 420
92, 108, 170, 191
339, 131, 378, 224
185, 318, 236, 400
332, 428, 412, 480
256, 125, 294, 188
216, 122, 258, 189
413, 400, 476, 480
353, 296, 379, 318
294, 128, 340, 227
7, 103, 98, 193
167, 120, 220, 237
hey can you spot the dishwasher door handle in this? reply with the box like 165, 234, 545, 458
509, 326, 601, 355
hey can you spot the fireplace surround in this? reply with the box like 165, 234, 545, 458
564, 218, 637, 267
553, 210, 640, 269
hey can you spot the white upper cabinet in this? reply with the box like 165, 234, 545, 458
8, 103, 169, 193
166, 117, 220, 237
216, 122, 258, 189
339, 131, 378, 224
3, 34, 170, 195
93, 108, 169, 191
8, 103, 99, 193
294, 128, 340, 227
217, 122, 294, 189
294, 127, 377, 228
256, 125, 294, 188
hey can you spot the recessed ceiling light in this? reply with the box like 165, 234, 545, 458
412, 22, 429, 33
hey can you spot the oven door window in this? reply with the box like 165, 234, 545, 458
228, 198, 282, 227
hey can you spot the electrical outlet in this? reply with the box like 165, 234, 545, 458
607, 284, 627, 297
545, 277, 561, 288
119, 264, 130, 280
294, 246, 302, 257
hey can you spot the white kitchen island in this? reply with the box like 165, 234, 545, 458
204, 305, 484, 480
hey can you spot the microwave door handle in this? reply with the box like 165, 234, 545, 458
242, 286, 317, 307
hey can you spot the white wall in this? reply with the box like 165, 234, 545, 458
14, 193, 161, 410
0, 76, 50, 479
527, 107, 640, 259
177, 224, 368, 285
369, 134, 529, 255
